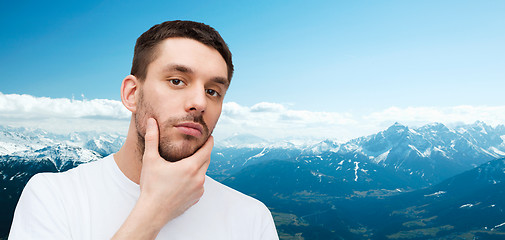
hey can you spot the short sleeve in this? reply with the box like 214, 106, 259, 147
9, 173, 72, 239
258, 203, 279, 240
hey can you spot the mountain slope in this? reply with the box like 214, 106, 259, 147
363, 157, 505, 239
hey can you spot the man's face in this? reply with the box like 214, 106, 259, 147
135, 38, 229, 162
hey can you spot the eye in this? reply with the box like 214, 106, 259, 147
206, 89, 220, 97
169, 79, 185, 86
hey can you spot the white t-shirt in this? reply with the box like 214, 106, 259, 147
9, 154, 279, 239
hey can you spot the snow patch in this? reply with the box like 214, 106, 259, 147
459, 203, 474, 208
490, 147, 505, 156
424, 191, 446, 197
310, 171, 323, 183
423, 148, 432, 157
408, 144, 424, 157
243, 147, 268, 166
0, 142, 31, 155
492, 222, 505, 231
354, 162, 360, 182
408, 129, 419, 135
433, 146, 449, 158
457, 128, 468, 134
374, 150, 390, 163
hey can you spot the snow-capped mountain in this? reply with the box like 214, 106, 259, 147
335, 121, 505, 186
0, 125, 57, 155
0, 126, 126, 236
0, 125, 125, 160
2, 121, 504, 189
211, 121, 505, 190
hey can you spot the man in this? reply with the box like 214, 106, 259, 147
9, 20, 278, 239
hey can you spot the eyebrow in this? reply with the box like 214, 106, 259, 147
164, 64, 193, 74
211, 77, 230, 88
164, 64, 230, 87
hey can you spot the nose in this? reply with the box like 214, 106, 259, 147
185, 85, 207, 113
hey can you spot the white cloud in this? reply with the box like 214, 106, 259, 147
0, 92, 130, 134
1, 92, 504, 141
250, 102, 286, 112
364, 105, 505, 128
0, 92, 130, 119
216, 103, 505, 141
217, 102, 359, 141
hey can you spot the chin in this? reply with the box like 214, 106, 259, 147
159, 137, 205, 162
160, 153, 191, 162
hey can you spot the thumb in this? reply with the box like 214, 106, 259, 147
144, 118, 160, 159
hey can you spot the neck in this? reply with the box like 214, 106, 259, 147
114, 116, 143, 184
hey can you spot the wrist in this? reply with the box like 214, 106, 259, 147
112, 196, 168, 239
136, 194, 174, 229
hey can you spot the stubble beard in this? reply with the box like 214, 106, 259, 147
135, 90, 210, 162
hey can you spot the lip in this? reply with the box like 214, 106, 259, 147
175, 122, 204, 137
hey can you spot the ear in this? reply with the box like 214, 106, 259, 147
120, 75, 139, 113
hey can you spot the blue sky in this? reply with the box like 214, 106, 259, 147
1, 1, 504, 140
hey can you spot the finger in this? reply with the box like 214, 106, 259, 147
198, 156, 211, 176
143, 118, 160, 158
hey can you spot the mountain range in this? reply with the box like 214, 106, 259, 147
213, 121, 505, 190
1, 121, 505, 239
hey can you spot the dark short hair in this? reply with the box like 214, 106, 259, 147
131, 20, 234, 82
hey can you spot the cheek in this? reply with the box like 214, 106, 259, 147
134, 111, 147, 138
206, 107, 223, 131
135, 96, 160, 136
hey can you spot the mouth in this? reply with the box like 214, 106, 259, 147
174, 122, 204, 137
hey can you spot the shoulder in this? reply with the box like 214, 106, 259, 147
9, 156, 112, 238
8, 164, 101, 239
204, 176, 272, 216
40, 155, 109, 181
204, 176, 261, 204
22, 156, 111, 202
202, 176, 279, 239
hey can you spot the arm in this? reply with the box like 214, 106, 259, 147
112, 118, 212, 239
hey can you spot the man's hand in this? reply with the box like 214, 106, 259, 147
140, 117, 213, 223
112, 118, 213, 239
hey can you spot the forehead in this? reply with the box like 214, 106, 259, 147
147, 38, 228, 82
